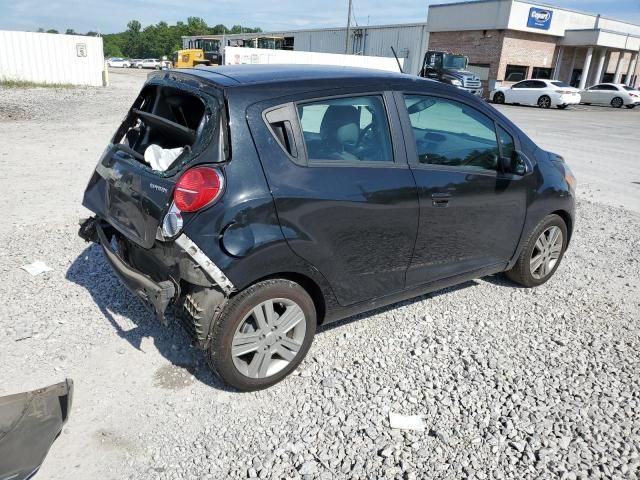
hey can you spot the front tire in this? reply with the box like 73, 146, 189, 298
506, 214, 568, 287
611, 97, 624, 108
537, 95, 552, 109
493, 92, 505, 104
207, 279, 316, 391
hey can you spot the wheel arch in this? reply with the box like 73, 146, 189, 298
550, 209, 573, 245
236, 272, 328, 326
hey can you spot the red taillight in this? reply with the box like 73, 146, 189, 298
173, 167, 223, 212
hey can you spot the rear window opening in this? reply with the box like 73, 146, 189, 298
112, 84, 218, 173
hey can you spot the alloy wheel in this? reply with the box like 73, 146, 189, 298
538, 96, 551, 108
611, 97, 623, 108
530, 226, 563, 280
231, 298, 306, 378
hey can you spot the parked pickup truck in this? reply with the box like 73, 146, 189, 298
419, 50, 483, 97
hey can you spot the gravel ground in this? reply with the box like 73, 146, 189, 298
1, 69, 639, 480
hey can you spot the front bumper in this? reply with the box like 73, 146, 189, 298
95, 222, 177, 324
459, 86, 483, 97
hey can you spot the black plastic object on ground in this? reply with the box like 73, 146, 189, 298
0, 379, 73, 480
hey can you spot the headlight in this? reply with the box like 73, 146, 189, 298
451, 79, 463, 87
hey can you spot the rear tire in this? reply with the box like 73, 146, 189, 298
611, 97, 624, 108
493, 92, 505, 104
505, 214, 568, 288
207, 279, 316, 391
537, 95, 552, 109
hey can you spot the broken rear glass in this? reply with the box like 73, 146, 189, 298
110, 82, 222, 173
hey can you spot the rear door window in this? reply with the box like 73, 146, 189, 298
297, 95, 394, 163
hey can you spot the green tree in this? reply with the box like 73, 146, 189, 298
126, 20, 141, 33
212, 24, 228, 34
103, 38, 124, 57
46, 29, 59, 34
99, 19, 263, 60
186, 16, 209, 36
65, 28, 76, 35
123, 20, 144, 57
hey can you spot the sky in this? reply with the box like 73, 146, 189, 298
0, 0, 639, 34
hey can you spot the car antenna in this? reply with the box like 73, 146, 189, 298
390, 46, 404, 74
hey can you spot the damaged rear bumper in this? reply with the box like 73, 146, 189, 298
96, 222, 177, 324
79, 217, 233, 339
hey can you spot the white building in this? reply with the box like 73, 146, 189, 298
427, 0, 640, 89
183, 23, 430, 76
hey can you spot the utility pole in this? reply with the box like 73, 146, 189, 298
345, 0, 352, 54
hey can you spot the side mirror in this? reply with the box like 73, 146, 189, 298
511, 151, 528, 175
499, 151, 528, 175
499, 155, 511, 173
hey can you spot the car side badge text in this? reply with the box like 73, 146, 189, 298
150, 183, 168, 193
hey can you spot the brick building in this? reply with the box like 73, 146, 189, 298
427, 0, 640, 93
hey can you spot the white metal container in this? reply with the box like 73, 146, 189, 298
0, 31, 105, 87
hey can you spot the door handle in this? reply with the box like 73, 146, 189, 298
431, 192, 451, 207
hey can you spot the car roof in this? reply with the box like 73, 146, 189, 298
176, 64, 411, 88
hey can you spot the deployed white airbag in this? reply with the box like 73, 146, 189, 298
144, 144, 184, 171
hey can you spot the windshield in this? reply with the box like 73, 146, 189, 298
443, 55, 467, 70
190, 39, 220, 52
551, 81, 571, 88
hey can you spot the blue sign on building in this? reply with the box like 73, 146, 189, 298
527, 7, 553, 30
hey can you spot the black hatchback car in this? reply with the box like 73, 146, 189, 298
79, 65, 576, 391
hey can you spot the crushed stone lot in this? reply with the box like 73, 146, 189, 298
1, 69, 639, 479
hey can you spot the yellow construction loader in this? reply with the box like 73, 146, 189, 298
173, 38, 223, 68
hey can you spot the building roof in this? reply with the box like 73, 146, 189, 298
182, 22, 429, 41
427, 0, 640, 38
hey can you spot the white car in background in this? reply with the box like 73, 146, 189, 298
135, 59, 162, 69
107, 58, 130, 68
580, 83, 640, 109
491, 79, 581, 109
